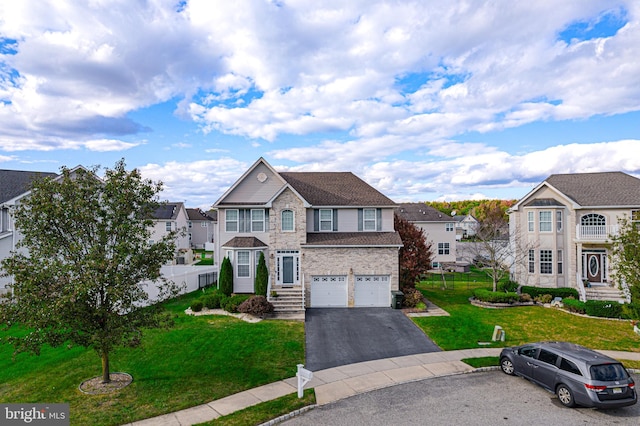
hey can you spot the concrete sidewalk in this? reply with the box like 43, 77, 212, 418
125, 348, 640, 426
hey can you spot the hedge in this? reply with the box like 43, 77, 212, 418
561, 298, 586, 314
584, 300, 624, 319
622, 303, 640, 320
520, 286, 579, 299
473, 289, 520, 304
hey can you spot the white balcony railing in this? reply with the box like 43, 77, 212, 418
576, 224, 619, 240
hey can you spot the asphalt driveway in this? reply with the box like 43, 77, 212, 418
304, 308, 441, 371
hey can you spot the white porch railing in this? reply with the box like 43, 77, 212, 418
576, 273, 587, 302
266, 275, 272, 302
576, 224, 619, 240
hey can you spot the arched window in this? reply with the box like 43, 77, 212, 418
281, 209, 294, 231
581, 214, 606, 226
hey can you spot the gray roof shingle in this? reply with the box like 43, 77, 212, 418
546, 172, 640, 206
186, 208, 215, 221
221, 236, 268, 248
395, 203, 452, 222
152, 202, 184, 220
303, 232, 402, 247
280, 172, 396, 207
0, 169, 58, 203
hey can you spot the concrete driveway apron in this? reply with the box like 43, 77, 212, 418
305, 308, 441, 371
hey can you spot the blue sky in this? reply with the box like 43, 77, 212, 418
1, 1, 639, 209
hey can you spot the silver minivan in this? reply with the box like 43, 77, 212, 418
500, 341, 637, 408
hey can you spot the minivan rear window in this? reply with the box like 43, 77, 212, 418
590, 363, 629, 381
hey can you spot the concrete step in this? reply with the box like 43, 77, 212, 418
268, 287, 304, 313
585, 286, 625, 302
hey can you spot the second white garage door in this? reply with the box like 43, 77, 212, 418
310, 275, 347, 307
354, 275, 391, 307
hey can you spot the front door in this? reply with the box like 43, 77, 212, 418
276, 250, 300, 286
585, 253, 603, 283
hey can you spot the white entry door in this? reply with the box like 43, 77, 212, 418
276, 250, 300, 286
354, 275, 390, 307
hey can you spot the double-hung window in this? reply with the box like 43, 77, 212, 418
438, 242, 450, 255
363, 208, 377, 231
556, 210, 563, 231
528, 250, 535, 273
226, 209, 238, 232
165, 221, 172, 231
281, 210, 294, 231
251, 209, 265, 232
557, 250, 563, 274
540, 250, 553, 274
237, 251, 250, 278
528, 211, 534, 232
319, 209, 333, 231
446, 223, 454, 232
539, 211, 552, 232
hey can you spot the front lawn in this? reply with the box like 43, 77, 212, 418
413, 273, 640, 352
0, 291, 304, 426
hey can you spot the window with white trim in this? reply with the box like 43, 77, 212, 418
528, 250, 535, 273
438, 242, 450, 255
237, 251, 250, 278
226, 209, 238, 232
320, 209, 333, 231
281, 209, 294, 231
188, 221, 192, 229
363, 208, 377, 231
446, 223, 454, 232
165, 221, 172, 231
557, 250, 563, 274
556, 210, 562, 231
540, 250, 553, 274
251, 209, 265, 232
539, 211, 552, 232
632, 210, 640, 228
528, 211, 534, 232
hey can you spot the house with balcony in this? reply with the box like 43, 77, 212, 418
395, 203, 456, 269
213, 157, 402, 311
508, 171, 640, 302
187, 208, 216, 250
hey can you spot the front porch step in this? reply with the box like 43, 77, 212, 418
268, 287, 304, 313
584, 286, 626, 302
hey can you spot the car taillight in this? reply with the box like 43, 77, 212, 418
585, 383, 607, 391
629, 381, 635, 389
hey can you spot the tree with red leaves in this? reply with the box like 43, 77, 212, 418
395, 213, 432, 290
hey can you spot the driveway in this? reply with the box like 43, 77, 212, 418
304, 308, 441, 371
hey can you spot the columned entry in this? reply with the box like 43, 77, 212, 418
276, 250, 300, 286
582, 250, 606, 284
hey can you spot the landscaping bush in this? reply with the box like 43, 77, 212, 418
190, 301, 204, 312
562, 298, 586, 314
519, 293, 532, 303
622, 303, 640, 320
254, 252, 268, 296
521, 286, 578, 299
473, 289, 520, 304
222, 294, 251, 313
202, 290, 225, 309
585, 300, 624, 319
402, 287, 425, 308
498, 280, 519, 293
219, 256, 234, 296
238, 295, 274, 316
534, 294, 553, 304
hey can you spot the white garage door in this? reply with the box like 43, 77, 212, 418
354, 275, 390, 307
310, 275, 347, 307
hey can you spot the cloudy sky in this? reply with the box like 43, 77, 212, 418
1, 1, 639, 209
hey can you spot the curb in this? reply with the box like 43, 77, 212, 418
258, 404, 318, 426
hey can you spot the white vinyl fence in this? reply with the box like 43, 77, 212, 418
142, 265, 218, 302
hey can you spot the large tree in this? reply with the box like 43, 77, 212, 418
610, 216, 640, 302
0, 160, 181, 383
395, 213, 432, 290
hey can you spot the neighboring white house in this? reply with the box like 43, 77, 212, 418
395, 203, 456, 269
213, 157, 402, 310
509, 171, 640, 302
150, 202, 191, 263
186, 208, 216, 249
452, 213, 479, 239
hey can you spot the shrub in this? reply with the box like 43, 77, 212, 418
622, 303, 640, 320
254, 252, 269, 296
402, 288, 424, 308
519, 293, 532, 303
473, 289, 520, 304
222, 294, 251, 313
219, 256, 234, 296
238, 295, 274, 316
498, 280, 519, 293
521, 286, 578, 299
190, 301, 204, 312
534, 294, 553, 304
585, 300, 624, 319
202, 290, 225, 309
562, 298, 586, 314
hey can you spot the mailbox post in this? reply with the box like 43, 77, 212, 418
296, 364, 313, 398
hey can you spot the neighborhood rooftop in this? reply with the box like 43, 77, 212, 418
545, 171, 640, 206
395, 203, 453, 222
0, 169, 58, 204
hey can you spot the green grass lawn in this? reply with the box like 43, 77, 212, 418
414, 272, 640, 352
0, 290, 304, 426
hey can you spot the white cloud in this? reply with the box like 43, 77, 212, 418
84, 139, 142, 152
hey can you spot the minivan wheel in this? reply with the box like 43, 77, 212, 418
556, 384, 576, 407
500, 357, 515, 375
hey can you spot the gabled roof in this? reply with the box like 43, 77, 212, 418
152, 202, 185, 220
303, 232, 402, 247
0, 169, 58, 204
395, 203, 452, 222
545, 172, 640, 206
186, 208, 215, 221
221, 236, 268, 248
279, 172, 396, 207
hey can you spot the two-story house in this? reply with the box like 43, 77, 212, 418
1, 169, 59, 292
213, 158, 402, 308
395, 203, 456, 269
509, 171, 640, 302
452, 213, 479, 240
150, 202, 191, 263
186, 208, 216, 249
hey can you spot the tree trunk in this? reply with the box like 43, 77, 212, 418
101, 352, 111, 384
